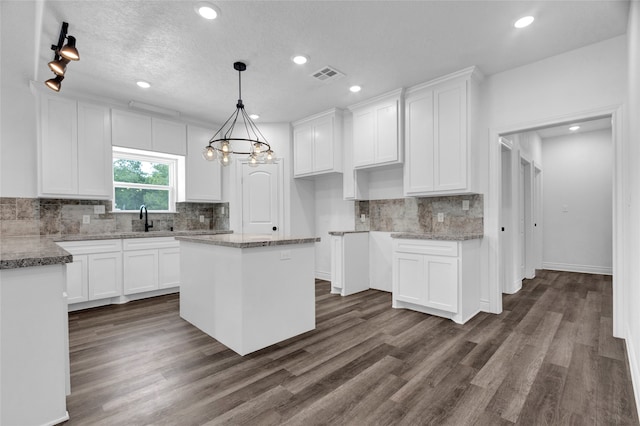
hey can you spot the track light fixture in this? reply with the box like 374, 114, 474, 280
45, 22, 79, 91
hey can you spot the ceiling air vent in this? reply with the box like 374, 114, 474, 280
310, 65, 345, 83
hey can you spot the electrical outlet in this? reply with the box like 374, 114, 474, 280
562, 204, 569, 213
462, 200, 469, 211
94, 205, 105, 214
199, 215, 205, 223
82, 215, 90, 224
280, 250, 291, 260
360, 214, 366, 223
220, 206, 225, 215
437, 212, 444, 222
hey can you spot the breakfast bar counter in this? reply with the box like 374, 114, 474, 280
176, 234, 319, 356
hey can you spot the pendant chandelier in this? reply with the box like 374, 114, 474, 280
202, 62, 274, 167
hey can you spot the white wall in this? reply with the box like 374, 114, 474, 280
313, 174, 354, 279
541, 129, 612, 274
624, 0, 640, 416
1, 1, 38, 197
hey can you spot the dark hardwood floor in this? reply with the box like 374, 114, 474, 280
63, 270, 639, 425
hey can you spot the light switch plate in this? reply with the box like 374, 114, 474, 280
462, 200, 469, 211
437, 212, 444, 222
280, 250, 291, 260
199, 215, 205, 223
94, 205, 105, 214
220, 206, 225, 215
360, 214, 366, 223
82, 215, 90, 224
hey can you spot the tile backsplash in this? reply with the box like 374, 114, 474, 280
355, 194, 483, 234
0, 198, 229, 237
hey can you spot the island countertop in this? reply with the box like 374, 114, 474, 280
1, 236, 73, 270
175, 233, 320, 248
390, 232, 483, 241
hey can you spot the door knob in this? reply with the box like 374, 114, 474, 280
272, 226, 278, 231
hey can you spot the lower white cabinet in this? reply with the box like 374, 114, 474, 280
330, 232, 369, 296
392, 237, 480, 324
123, 237, 180, 295
58, 239, 123, 303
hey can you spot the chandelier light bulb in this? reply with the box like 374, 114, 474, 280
253, 142, 262, 154
202, 146, 217, 161
221, 141, 230, 153
221, 153, 230, 166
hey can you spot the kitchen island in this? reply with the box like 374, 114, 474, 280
176, 234, 320, 356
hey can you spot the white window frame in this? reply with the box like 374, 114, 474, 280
112, 147, 181, 212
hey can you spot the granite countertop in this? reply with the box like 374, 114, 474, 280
390, 232, 484, 241
328, 230, 370, 236
57, 229, 232, 241
176, 233, 320, 248
1, 230, 233, 270
1, 236, 73, 270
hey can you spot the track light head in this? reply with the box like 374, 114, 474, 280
45, 75, 64, 92
60, 36, 79, 61
48, 56, 70, 76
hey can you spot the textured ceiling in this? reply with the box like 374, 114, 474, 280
34, 0, 629, 125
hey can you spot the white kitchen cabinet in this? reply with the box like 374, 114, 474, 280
38, 95, 112, 198
123, 249, 159, 295
392, 237, 481, 324
112, 109, 187, 155
89, 252, 123, 299
111, 109, 152, 150
58, 239, 123, 303
293, 109, 343, 177
159, 247, 181, 288
186, 124, 222, 202
349, 88, 403, 169
404, 67, 482, 196
330, 232, 369, 296
152, 117, 187, 155
65, 254, 88, 304
122, 237, 180, 295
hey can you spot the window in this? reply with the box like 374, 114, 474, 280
112, 147, 180, 212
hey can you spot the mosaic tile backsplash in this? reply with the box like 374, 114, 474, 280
0, 198, 229, 237
355, 194, 483, 234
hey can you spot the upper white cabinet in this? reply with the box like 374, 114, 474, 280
349, 88, 403, 169
293, 109, 343, 177
152, 117, 187, 155
111, 109, 152, 150
403, 67, 483, 196
112, 109, 186, 155
186, 125, 222, 202
38, 95, 112, 199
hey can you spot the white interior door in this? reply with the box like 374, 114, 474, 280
519, 162, 526, 279
500, 144, 513, 294
241, 163, 281, 235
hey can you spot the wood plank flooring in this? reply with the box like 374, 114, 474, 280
63, 270, 639, 425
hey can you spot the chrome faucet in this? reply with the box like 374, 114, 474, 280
139, 205, 153, 232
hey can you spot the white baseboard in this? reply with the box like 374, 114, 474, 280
542, 262, 612, 275
315, 270, 331, 281
624, 329, 640, 423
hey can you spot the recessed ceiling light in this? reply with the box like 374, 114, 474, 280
349, 85, 362, 93
514, 16, 534, 28
195, 2, 220, 20
292, 55, 308, 65
569, 125, 580, 131
136, 80, 151, 89
249, 114, 260, 120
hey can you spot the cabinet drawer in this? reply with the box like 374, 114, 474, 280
122, 237, 179, 251
57, 239, 122, 254
393, 239, 458, 257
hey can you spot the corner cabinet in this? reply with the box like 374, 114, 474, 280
392, 237, 481, 324
349, 88, 403, 169
293, 109, 343, 177
185, 125, 222, 202
38, 95, 112, 199
403, 67, 483, 196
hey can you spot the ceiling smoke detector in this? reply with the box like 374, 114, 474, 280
310, 65, 345, 83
